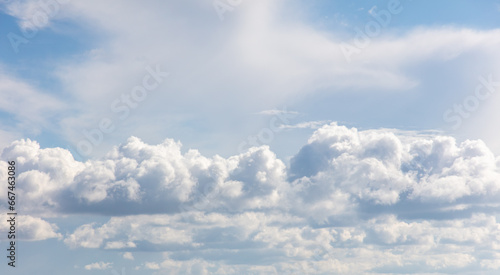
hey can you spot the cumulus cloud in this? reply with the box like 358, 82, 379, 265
123, 252, 134, 260
2, 122, 500, 218
0, 215, 61, 241
84, 261, 112, 270
144, 262, 160, 270
2, 122, 500, 273
1, 136, 289, 215
290, 122, 500, 205
64, 215, 192, 249
3, 0, 500, 273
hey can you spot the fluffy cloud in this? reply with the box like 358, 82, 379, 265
2, 122, 500, 218
1, 136, 288, 216
290, 123, 500, 205
0, 214, 61, 241
64, 215, 193, 249
144, 262, 160, 270
84, 261, 112, 270
2, 122, 500, 273
3, 0, 500, 273
123, 252, 134, 260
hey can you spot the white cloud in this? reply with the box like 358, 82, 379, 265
104, 241, 136, 250
63, 222, 108, 249
1, 135, 290, 215
289, 122, 500, 205
0, 215, 62, 241
4, 0, 500, 158
0, 139, 84, 215
84, 261, 112, 270
64, 215, 193, 249
279, 120, 331, 130
2, 0, 60, 30
2, 122, 500, 273
482, 258, 500, 270
2, 122, 500, 219
123, 252, 134, 260
0, 72, 66, 134
144, 262, 160, 270
3, 0, 500, 273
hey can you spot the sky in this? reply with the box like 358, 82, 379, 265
1, 0, 500, 274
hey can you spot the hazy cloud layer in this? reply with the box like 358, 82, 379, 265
3, 0, 500, 156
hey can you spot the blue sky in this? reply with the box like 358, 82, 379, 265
1, 0, 500, 274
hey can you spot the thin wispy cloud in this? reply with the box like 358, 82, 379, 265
255, 109, 300, 116
279, 120, 330, 129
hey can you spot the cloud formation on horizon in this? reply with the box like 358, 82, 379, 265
2, 122, 500, 273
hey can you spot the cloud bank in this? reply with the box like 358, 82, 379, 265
2, 122, 500, 273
